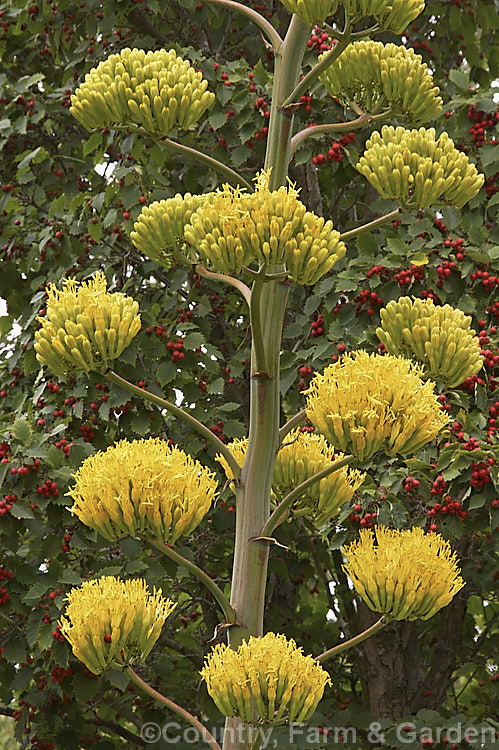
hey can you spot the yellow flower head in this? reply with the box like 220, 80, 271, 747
273, 430, 366, 525
216, 432, 365, 527
34, 272, 141, 377
200, 632, 331, 724
342, 526, 465, 621
356, 125, 484, 209
130, 193, 207, 269
319, 42, 442, 125
376, 296, 484, 387
278, 0, 424, 32
67, 438, 217, 544
182, 171, 346, 284
59, 576, 176, 674
305, 351, 448, 461
70, 47, 215, 135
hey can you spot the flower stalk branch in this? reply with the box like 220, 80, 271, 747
113, 124, 254, 190
204, 0, 283, 52
104, 370, 241, 479
314, 617, 386, 663
147, 540, 235, 623
339, 208, 401, 241
197, 265, 252, 306
278, 409, 306, 443
261, 454, 353, 537
290, 111, 388, 155
125, 667, 222, 750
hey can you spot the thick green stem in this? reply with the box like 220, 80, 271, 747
314, 616, 386, 663
229, 280, 289, 644
125, 667, 222, 750
147, 539, 235, 623
264, 15, 311, 189
104, 370, 241, 479
222, 282, 288, 750
222, 14, 310, 750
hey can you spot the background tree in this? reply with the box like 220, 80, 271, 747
0, 0, 498, 749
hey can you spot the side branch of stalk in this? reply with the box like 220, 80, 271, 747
104, 370, 241, 480
125, 667, 222, 750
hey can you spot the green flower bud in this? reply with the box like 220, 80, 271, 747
357, 125, 484, 209
319, 41, 442, 125
70, 47, 215, 135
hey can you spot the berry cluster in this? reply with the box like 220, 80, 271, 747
459, 373, 487, 392
470, 459, 493, 488
404, 476, 421, 493
310, 313, 324, 337
431, 474, 447, 497
297, 365, 314, 392
79, 424, 95, 442
435, 259, 456, 288
52, 624, 65, 642
36, 479, 59, 498
210, 420, 226, 443
367, 264, 391, 279
487, 401, 498, 441
394, 265, 425, 287
307, 26, 332, 51
0, 493, 17, 516
427, 495, 466, 530
443, 235, 465, 260
470, 269, 499, 293
54, 439, 70, 456
348, 503, 377, 528
210, 293, 226, 315
62, 532, 72, 552
467, 104, 499, 148
487, 300, 499, 320
50, 666, 73, 683
437, 393, 451, 413
354, 289, 383, 316
167, 338, 185, 363
176, 305, 194, 323
312, 133, 356, 166
299, 94, 313, 113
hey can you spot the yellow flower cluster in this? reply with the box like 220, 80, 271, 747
129, 193, 207, 269
34, 273, 141, 377
305, 351, 448, 461
356, 125, 484, 209
278, 0, 424, 32
342, 526, 465, 621
182, 171, 346, 284
70, 47, 215, 135
200, 632, 331, 724
67, 438, 217, 544
59, 576, 176, 674
216, 432, 365, 527
319, 42, 442, 125
376, 297, 483, 387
